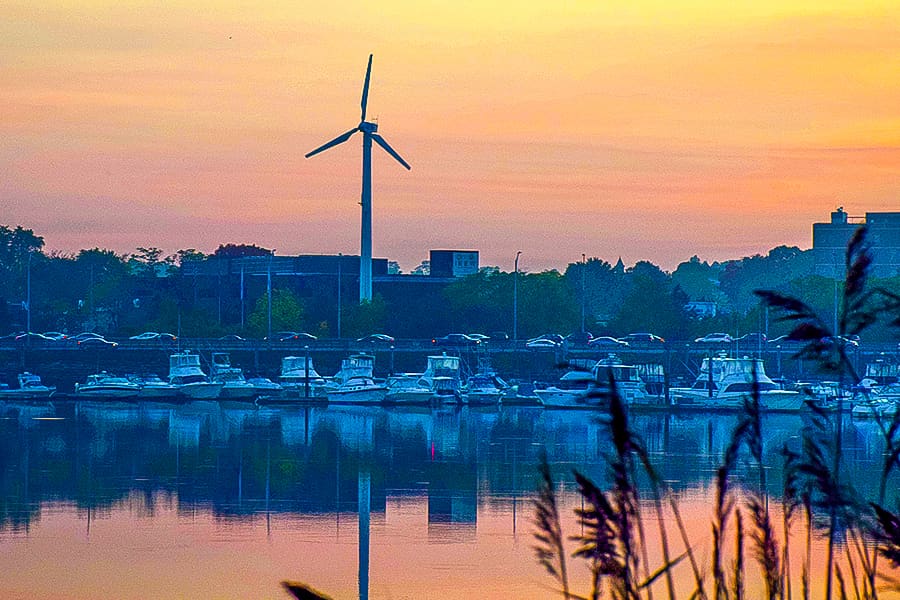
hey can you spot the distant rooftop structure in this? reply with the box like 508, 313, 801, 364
813, 208, 900, 278
429, 250, 479, 278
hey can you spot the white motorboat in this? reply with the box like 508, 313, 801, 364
326, 375, 387, 404
534, 369, 596, 408
75, 372, 141, 399
209, 352, 256, 400
383, 374, 434, 404
325, 354, 378, 393
168, 351, 224, 399
670, 355, 803, 411
417, 354, 464, 403
279, 355, 327, 398
536, 356, 659, 409
851, 396, 899, 419
129, 374, 179, 399
246, 376, 283, 395
0, 372, 56, 400
463, 372, 508, 405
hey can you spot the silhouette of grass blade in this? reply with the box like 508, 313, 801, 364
533, 453, 571, 598
872, 504, 900, 568
281, 581, 334, 600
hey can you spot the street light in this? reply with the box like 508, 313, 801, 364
267, 250, 275, 341
337, 253, 342, 339
581, 253, 586, 333
26, 251, 32, 334
514, 251, 521, 343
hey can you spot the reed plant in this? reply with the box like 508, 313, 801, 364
533, 226, 900, 600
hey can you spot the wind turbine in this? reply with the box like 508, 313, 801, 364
305, 54, 411, 303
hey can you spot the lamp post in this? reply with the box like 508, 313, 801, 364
26, 251, 32, 334
267, 251, 274, 342
581, 253, 586, 333
513, 251, 521, 343
337, 253, 342, 339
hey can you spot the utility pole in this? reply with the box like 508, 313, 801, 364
267, 252, 273, 341
514, 251, 521, 343
337, 253, 342, 339
26, 251, 32, 334
581, 253, 586, 333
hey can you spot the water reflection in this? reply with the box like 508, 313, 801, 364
0, 400, 897, 598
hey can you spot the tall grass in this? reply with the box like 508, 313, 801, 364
533, 226, 900, 600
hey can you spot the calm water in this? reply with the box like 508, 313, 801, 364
0, 400, 896, 599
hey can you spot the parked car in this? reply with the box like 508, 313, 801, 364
70, 332, 104, 342
588, 336, 629, 349
77, 337, 118, 349
268, 331, 318, 342
620, 333, 665, 344
42, 331, 68, 341
15, 332, 53, 342
736, 332, 767, 346
467, 333, 490, 342
767, 335, 802, 348
694, 333, 733, 344
526, 338, 560, 349
432, 333, 481, 346
129, 332, 160, 340
821, 335, 859, 348
356, 334, 395, 343
565, 331, 594, 346
218, 334, 245, 341
529, 333, 564, 345
488, 331, 509, 341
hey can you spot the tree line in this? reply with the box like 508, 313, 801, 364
2, 224, 898, 341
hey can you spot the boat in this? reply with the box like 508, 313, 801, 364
535, 356, 657, 409
168, 351, 224, 399
534, 369, 596, 408
0, 372, 56, 400
852, 395, 899, 419
417, 354, 464, 403
669, 355, 803, 411
325, 354, 379, 392
463, 355, 509, 405
279, 355, 327, 399
326, 375, 387, 404
245, 376, 283, 395
128, 374, 179, 399
209, 353, 256, 400
383, 374, 434, 405
463, 372, 510, 405
74, 372, 141, 399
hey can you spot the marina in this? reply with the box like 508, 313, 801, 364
3, 345, 898, 416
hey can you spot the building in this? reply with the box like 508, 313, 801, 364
813, 208, 900, 278
428, 250, 479, 278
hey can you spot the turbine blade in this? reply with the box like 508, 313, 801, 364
305, 128, 359, 158
371, 133, 411, 170
360, 54, 373, 122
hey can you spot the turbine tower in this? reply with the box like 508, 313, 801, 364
305, 54, 411, 303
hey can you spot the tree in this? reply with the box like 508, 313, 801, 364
342, 295, 388, 338
608, 274, 689, 339
0, 225, 44, 298
247, 288, 305, 337
213, 244, 272, 258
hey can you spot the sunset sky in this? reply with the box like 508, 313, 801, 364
3, 1, 898, 272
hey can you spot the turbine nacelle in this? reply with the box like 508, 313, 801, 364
359, 121, 378, 134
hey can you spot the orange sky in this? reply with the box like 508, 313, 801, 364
2, 1, 898, 271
